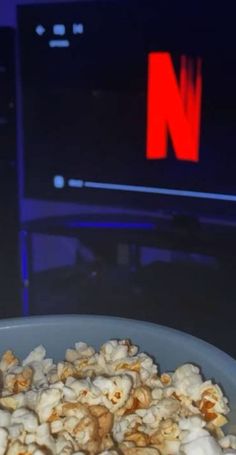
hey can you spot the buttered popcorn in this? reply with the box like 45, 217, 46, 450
0, 339, 235, 455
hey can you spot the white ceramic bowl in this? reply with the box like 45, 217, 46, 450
0, 315, 235, 433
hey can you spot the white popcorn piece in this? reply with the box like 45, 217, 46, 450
7, 424, 24, 440
65, 349, 80, 363
42, 358, 54, 373
137, 354, 158, 385
116, 340, 139, 357
0, 409, 11, 427
220, 435, 236, 450
172, 363, 203, 401
65, 378, 101, 406
29, 363, 47, 388
23, 346, 46, 365
151, 388, 164, 401
0, 392, 26, 411
11, 408, 38, 433
200, 381, 230, 415
22, 346, 54, 389
6, 440, 30, 455
179, 417, 223, 454
73, 356, 103, 379
25, 390, 38, 411
35, 423, 56, 452
0, 428, 8, 455
56, 435, 75, 455
164, 439, 180, 454
0, 351, 18, 373
62, 402, 90, 421
72, 415, 98, 449
100, 340, 129, 363
36, 388, 62, 423
156, 397, 180, 419
180, 429, 223, 454
110, 353, 157, 388
50, 381, 65, 391
62, 386, 77, 402
4, 366, 33, 394
137, 398, 180, 430
33, 450, 48, 455
64, 416, 79, 435
74, 342, 95, 358
51, 420, 64, 434
179, 416, 205, 431
101, 340, 137, 364
113, 414, 142, 443
25, 434, 36, 445
63, 377, 75, 388
47, 366, 59, 384
57, 362, 77, 382
93, 375, 132, 412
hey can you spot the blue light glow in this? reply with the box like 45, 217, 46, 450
84, 181, 236, 202
49, 40, 70, 48
73, 23, 84, 34
35, 25, 45, 36
53, 24, 66, 36
66, 221, 156, 230
68, 178, 84, 188
53, 175, 65, 189
54, 176, 236, 202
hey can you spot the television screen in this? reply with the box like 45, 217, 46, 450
18, 1, 236, 216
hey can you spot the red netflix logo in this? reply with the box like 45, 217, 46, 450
146, 52, 202, 162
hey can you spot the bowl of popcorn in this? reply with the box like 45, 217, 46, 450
0, 315, 236, 455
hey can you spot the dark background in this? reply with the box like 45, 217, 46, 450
0, 28, 20, 315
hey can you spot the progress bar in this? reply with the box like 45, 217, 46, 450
49, 40, 70, 48
53, 175, 236, 202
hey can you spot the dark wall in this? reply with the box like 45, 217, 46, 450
0, 27, 20, 316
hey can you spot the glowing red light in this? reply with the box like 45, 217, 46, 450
146, 52, 202, 162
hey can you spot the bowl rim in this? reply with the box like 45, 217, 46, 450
0, 314, 235, 369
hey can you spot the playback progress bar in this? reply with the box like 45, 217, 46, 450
53, 175, 236, 202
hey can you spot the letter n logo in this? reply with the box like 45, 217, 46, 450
146, 52, 202, 162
